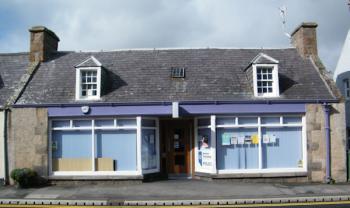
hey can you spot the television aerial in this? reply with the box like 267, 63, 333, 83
279, 6, 291, 39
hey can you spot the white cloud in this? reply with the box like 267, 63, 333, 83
0, 0, 349, 71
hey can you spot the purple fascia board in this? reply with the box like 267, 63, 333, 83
48, 105, 172, 117
180, 103, 306, 115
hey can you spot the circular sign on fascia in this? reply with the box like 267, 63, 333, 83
81, 106, 90, 114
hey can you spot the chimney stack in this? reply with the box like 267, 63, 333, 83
29, 26, 60, 62
291, 22, 318, 59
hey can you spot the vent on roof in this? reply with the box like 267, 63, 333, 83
171, 67, 185, 78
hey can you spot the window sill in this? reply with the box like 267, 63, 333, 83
49, 175, 143, 180
195, 171, 307, 178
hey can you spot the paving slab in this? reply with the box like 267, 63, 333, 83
0, 179, 350, 202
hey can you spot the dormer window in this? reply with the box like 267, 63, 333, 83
75, 56, 102, 100
249, 53, 280, 97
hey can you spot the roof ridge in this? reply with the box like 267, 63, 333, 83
72, 47, 297, 53
0, 52, 29, 56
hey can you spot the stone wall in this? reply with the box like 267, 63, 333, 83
7, 108, 48, 183
306, 103, 347, 183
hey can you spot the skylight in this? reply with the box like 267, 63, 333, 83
171, 67, 185, 78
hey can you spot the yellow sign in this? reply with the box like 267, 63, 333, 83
251, 134, 259, 144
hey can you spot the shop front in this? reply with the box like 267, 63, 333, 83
47, 103, 307, 180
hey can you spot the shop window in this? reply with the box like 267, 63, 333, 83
262, 127, 303, 169
95, 119, 114, 127
142, 129, 157, 170
238, 117, 258, 125
261, 117, 280, 125
95, 130, 137, 171
217, 117, 236, 125
117, 119, 137, 127
142, 119, 156, 127
52, 130, 92, 171
52, 120, 70, 128
216, 128, 259, 170
283, 117, 302, 124
73, 120, 92, 127
197, 118, 210, 127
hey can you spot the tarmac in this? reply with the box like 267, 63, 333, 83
1, 179, 350, 206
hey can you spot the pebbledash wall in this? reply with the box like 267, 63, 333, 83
6, 103, 346, 183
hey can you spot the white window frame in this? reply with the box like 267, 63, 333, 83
253, 64, 280, 97
75, 67, 101, 100
49, 117, 143, 176
195, 115, 307, 175
344, 79, 350, 99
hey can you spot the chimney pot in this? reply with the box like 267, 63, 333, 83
291, 22, 318, 59
29, 26, 60, 62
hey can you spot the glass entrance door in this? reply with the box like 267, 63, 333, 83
160, 120, 192, 177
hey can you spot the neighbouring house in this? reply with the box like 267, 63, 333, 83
334, 29, 350, 149
3, 22, 346, 184
0, 52, 31, 184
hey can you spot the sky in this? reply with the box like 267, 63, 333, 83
0, 0, 349, 72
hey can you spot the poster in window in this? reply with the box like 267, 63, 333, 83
238, 136, 245, 144
149, 134, 155, 144
200, 135, 209, 149
251, 134, 259, 144
230, 137, 238, 145
222, 133, 231, 146
270, 134, 277, 143
263, 134, 270, 143
244, 135, 252, 144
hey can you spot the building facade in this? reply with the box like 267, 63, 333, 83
3, 23, 347, 184
334, 29, 350, 148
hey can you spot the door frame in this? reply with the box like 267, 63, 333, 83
159, 118, 194, 177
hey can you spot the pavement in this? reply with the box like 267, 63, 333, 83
1, 179, 350, 206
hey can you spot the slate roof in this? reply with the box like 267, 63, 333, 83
15, 48, 335, 105
0, 53, 29, 108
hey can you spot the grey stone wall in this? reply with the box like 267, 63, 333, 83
306, 103, 347, 183
7, 108, 48, 183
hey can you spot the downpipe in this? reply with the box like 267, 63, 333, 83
323, 103, 332, 183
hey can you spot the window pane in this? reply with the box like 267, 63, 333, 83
142, 129, 157, 170
216, 128, 259, 170
197, 118, 210, 127
52, 120, 70, 128
262, 127, 303, 168
52, 130, 92, 171
117, 119, 137, 127
95, 130, 136, 171
73, 120, 92, 127
142, 119, 156, 127
261, 117, 280, 125
95, 119, 114, 127
198, 128, 211, 149
283, 117, 302, 124
217, 117, 236, 125
238, 117, 258, 125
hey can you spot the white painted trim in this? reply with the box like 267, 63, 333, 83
75, 56, 102, 67
75, 67, 101, 101
210, 115, 217, 174
52, 171, 140, 176
217, 168, 305, 174
258, 116, 262, 169
136, 116, 142, 175
344, 79, 350, 99
91, 119, 95, 171
302, 115, 308, 171
253, 63, 280, 97
251, 53, 279, 64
